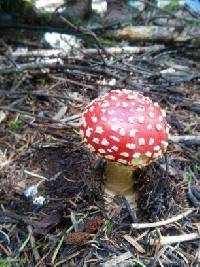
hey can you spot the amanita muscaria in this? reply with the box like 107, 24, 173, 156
80, 89, 170, 205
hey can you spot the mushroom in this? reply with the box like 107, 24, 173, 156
80, 89, 170, 207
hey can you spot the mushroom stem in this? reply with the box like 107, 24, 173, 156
104, 161, 134, 196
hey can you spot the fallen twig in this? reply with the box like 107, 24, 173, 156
60, 15, 108, 63
131, 209, 195, 229
123, 234, 145, 253
84, 45, 165, 55
106, 26, 200, 43
170, 135, 200, 145
0, 61, 118, 81
0, 106, 81, 127
27, 225, 41, 261
159, 232, 200, 246
0, 45, 165, 59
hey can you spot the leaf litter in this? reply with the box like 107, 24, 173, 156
0, 29, 199, 266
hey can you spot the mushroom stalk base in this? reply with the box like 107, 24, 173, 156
104, 161, 134, 195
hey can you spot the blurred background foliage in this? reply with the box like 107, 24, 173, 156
0, 0, 31, 14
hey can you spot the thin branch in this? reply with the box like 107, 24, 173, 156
0, 106, 81, 127
60, 15, 109, 63
170, 135, 200, 145
0, 61, 114, 77
159, 233, 199, 246
0, 45, 164, 58
131, 209, 195, 229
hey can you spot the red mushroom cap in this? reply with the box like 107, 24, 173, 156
80, 89, 170, 168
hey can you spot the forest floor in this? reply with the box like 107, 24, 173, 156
0, 28, 200, 267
